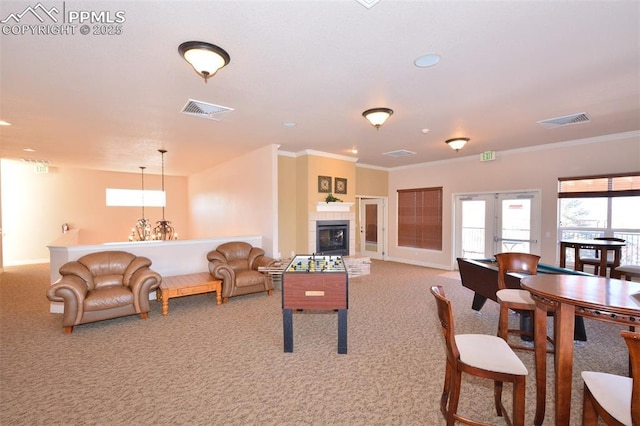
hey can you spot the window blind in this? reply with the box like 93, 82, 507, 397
397, 187, 443, 250
558, 172, 640, 198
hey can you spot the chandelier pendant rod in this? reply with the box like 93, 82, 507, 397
140, 166, 146, 219
159, 149, 166, 221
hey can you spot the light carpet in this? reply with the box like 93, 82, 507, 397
0, 260, 628, 425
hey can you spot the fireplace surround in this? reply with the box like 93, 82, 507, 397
308, 202, 355, 256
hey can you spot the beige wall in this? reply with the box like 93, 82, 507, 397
353, 166, 389, 251
355, 166, 389, 197
0, 159, 188, 265
285, 152, 359, 255
278, 154, 297, 258
0, 161, 3, 271
188, 144, 278, 256
387, 132, 640, 269
305, 154, 357, 206
3, 132, 637, 268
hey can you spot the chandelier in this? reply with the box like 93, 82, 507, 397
129, 166, 152, 241
153, 149, 177, 240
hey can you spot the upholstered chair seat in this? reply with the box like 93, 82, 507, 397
581, 372, 632, 425
456, 334, 529, 376
581, 330, 639, 426
615, 264, 640, 281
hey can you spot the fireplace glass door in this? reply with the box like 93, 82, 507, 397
317, 220, 349, 255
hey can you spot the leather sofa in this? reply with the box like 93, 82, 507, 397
46, 251, 162, 334
207, 242, 276, 303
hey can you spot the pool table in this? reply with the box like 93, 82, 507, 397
457, 257, 588, 341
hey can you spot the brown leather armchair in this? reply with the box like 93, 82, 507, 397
207, 242, 275, 302
46, 251, 162, 334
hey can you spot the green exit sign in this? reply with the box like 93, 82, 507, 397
480, 151, 496, 162
35, 165, 49, 173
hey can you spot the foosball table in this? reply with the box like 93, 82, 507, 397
282, 254, 349, 354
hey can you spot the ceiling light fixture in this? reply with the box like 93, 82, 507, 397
362, 108, 393, 129
445, 138, 469, 152
178, 41, 231, 83
129, 166, 152, 241
414, 54, 441, 68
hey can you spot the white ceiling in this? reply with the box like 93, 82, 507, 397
1, 0, 639, 176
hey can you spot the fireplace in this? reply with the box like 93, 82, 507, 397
316, 220, 349, 256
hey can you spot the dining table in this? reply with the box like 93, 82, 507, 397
520, 274, 640, 426
559, 239, 626, 277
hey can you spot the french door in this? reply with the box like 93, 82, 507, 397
454, 191, 541, 259
359, 198, 385, 260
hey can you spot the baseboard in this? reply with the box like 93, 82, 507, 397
384, 256, 450, 271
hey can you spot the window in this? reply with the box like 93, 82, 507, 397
558, 172, 640, 265
106, 188, 165, 207
398, 187, 442, 250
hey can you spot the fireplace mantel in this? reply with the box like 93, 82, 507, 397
316, 202, 354, 212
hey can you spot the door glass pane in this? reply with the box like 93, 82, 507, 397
365, 204, 378, 251
500, 199, 531, 252
461, 200, 485, 258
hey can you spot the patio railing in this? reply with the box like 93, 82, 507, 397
461, 228, 640, 266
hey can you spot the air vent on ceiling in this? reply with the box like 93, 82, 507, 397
21, 158, 50, 164
180, 99, 234, 121
537, 112, 590, 129
383, 149, 416, 157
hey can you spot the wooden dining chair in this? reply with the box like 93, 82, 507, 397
578, 237, 625, 276
581, 329, 639, 426
495, 252, 554, 353
430, 285, 528, 426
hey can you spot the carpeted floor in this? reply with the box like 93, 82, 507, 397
0, 260, 628, 425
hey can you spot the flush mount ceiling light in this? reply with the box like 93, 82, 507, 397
445, 137, 469, 152
362, 108, 393, 129
414, 54, 441, 68
178, 41, 230, 83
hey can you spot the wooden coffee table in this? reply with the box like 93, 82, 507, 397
157, 272, 222, 316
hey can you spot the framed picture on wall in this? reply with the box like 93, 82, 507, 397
335, 177, 347, 194
318, 175, 332, 193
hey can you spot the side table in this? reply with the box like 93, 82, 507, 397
258, 258, 291, 290
157, 272, 222, 316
